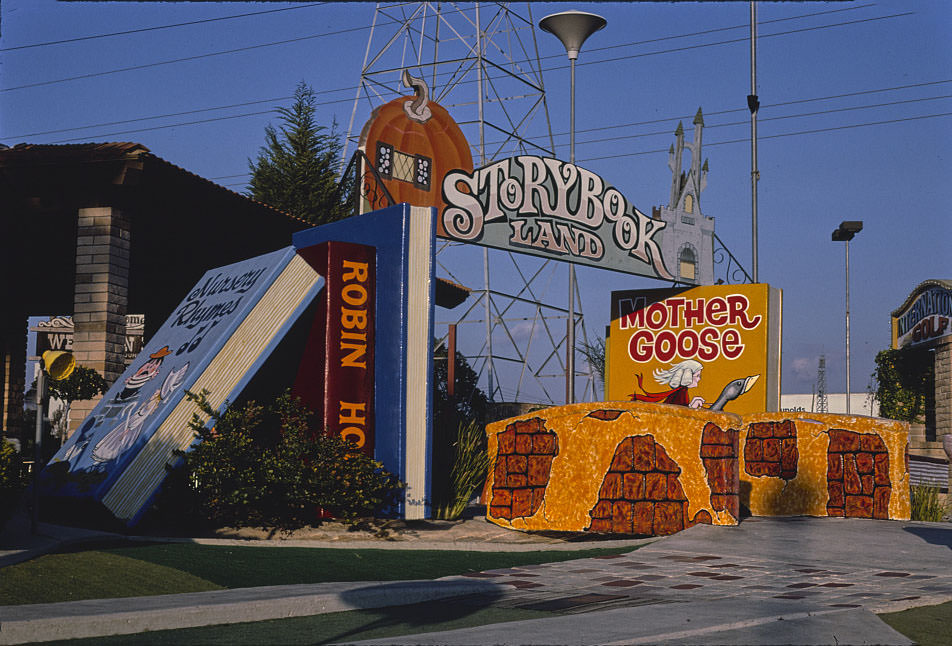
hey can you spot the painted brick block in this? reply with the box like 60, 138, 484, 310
486, 404, 910, 537
485, 403, 742, 535
741, 412, 908, 520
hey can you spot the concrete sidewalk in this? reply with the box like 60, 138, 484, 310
2, 513, 951, 645
353, 517, 952, 645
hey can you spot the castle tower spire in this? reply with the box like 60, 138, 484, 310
690, 108, 704, 202
668, 121, 685, 208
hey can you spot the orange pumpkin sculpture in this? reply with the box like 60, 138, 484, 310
358, 70, 473, 215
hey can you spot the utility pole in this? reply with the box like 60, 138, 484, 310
748, 1, 760, 283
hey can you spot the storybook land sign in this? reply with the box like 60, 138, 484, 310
440, 155, 674, 280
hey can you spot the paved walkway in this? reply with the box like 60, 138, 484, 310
2, 513, 951, 645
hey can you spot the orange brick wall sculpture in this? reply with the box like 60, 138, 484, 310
485, 403, 743, 534
489, 417, 559, 520
485, 404, 910, 537
740, 413, 909, 520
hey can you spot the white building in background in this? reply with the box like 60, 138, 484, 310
780, 393, 879, 418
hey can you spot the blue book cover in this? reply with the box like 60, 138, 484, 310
40, 246, 325, 524
293, 203, 436, 519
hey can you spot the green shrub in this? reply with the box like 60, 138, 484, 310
163, 390, 403, 530
45, 366, 108, 444
432, 420, 490, 520
0, 439, 26, 530
874, 348, 934, 423
910, 484, 950, 522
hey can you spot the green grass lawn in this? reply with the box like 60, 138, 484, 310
878, 599, 952, 646
5, 540, 948, 646
33, 595, 952, 646
39, 598, 556, 646
1, 540, 635, 605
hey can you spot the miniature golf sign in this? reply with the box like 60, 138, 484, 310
606, 283, 782, 414
440, 155, 675, 280
892, 280, 952, 349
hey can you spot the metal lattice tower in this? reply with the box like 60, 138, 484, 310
343, 2, 598, 405
815, 355, 829, 413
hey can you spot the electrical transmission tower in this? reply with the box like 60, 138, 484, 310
815, 355, 829, 413
343, 2, 599, 405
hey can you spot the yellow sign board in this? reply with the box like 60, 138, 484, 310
607, 284, 782, 414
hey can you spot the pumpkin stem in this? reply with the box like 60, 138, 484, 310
402, 69, 432, 124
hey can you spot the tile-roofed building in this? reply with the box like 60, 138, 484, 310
0, 142, 310, 439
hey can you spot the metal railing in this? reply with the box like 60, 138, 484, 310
333, 150, 396, 218
713, 232, 753, 284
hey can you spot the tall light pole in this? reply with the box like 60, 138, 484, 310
31, 350, 75, 534
749, 1, 760, 283
832, 221, 863, 414
539, 10, 606, 405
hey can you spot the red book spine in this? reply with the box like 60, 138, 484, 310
293, 241, 375, 457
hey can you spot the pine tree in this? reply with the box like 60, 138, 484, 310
248, 81, 346, 224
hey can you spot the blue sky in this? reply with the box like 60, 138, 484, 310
2, 1, 949, 402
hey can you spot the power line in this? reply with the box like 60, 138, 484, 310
44, 109, 278, 143
27, 82, 950, 150
554, 3, 877, 61
7, 96, 296, 138
578, 112, 952, 163
0, 2, 484, 92
571, 80, 952, 138
572, 94, 952, 149
354, 11, 914, 108
1, 9, 911, 94
572, 12, 914, 73
43, 95, 355, 143
171, 105, 952, 185
1, 25, 374, 93
210, 174, 249, 182
9, 76, 948, 143
0, 3, 328, 52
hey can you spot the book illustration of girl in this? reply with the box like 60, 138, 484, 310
630, 359, 706, 408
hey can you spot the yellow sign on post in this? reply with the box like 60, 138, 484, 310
606, 284, 782, 415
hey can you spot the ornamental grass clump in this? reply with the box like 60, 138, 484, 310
432, 419, 490, 521
161, 390, 402, 531
910, 484, 950, 522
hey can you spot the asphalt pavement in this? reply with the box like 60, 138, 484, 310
2, 510, 951, 645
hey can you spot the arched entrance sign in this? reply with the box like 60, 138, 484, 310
439, 156, 675, 281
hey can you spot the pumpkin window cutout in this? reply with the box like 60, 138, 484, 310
357, 69, 474, 215
376, 143, 393, 179
415, 156, 431, 190
392, 150, 415, 183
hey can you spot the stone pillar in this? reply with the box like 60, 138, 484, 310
1, 344, 24, 440
935, 341, 951, 438
70, 207, 130, 436
934, 340, 952, 494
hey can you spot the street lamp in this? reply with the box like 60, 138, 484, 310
31, 350, 75, 534
832, 221, 863, 415
539, 10, 606, 405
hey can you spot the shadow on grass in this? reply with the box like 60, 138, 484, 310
37, 583, 530, 646
325, 581, 507, 644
